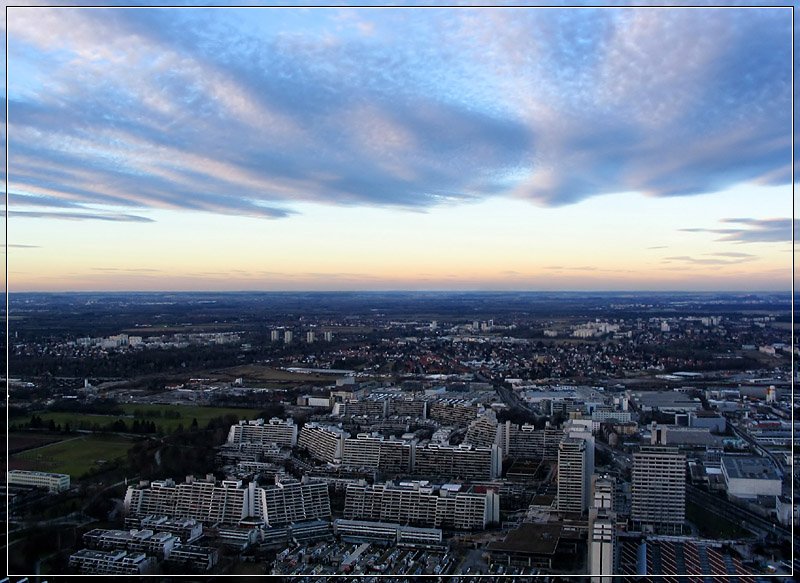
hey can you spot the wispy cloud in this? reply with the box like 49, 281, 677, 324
91, 267, 162, 273
681, 218, 795, 244
663, 255, 756, 266
9, 211, 155, 222
3, 7, 791, 219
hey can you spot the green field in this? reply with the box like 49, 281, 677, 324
10, 434, 138, 478
28, 404, 261, 435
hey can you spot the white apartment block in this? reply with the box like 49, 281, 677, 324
414, 443, 502, 480
297, 422, 349, 463
9, 469, 70, 493
124, 475, 331, 527
341, 433, 415, 474
227, 417, 298, 447
464, 412, 505, 450
344, 481, 499, 530
503, 424, 563, 460
257, 478, 332, 527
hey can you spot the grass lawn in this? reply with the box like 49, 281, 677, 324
27, 404, 261, 434
11, 434, 138, 478
9, 431, 65, 454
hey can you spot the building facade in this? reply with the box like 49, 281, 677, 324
227, 418, 298, 447
631, 446, 686, 534
9, 470, 70, 493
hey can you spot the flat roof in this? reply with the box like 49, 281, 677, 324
721, 456, 780, 480
487, 523, 562, 556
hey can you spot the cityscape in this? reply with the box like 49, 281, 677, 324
3, 4, 796, 583
4, 291, 797, 580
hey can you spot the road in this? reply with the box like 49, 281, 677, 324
730, 423, 785, 475
475, 371, 537, 414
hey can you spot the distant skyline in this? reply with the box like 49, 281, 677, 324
4, 6, 794, 292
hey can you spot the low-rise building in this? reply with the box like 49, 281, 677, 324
69, 549, 156, 575
720, 455, 782, 500
333, 518, 443, 548
9, 470, 70, 493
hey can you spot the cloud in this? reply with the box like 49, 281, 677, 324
91, 267, 162, 272
681, 218, 795, 243
647, 246, 668, 250
704, 251, 755, 258
10, 192, 86, 208
2, 7, 792, 220
3, 243, 39, 248
9, 211, 155, 222
663, 255, 756, 266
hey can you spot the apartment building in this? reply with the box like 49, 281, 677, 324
297, 422, 349, 463
464, 413, 504, 449
343, 480, 499, 530
414, 443, 501, 480
9, 469, 70, 493
557, 435, 593, 515
256, 477, 332, 527
124, 479, 179, 518
387, 398, 427, 419
631, 446, 686, 534
341, 433, 414, 474
428, 402, 480, 427
342, 399, 386, 418
504, 424, 563, 460
227, 418, 298, 447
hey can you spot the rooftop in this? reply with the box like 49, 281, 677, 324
721, 456, 780, 480
487, 523, 562, 556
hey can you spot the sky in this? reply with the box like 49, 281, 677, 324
3, 4, 795, 292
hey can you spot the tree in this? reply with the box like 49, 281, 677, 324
190, 418, 199, 431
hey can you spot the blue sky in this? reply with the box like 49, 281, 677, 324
3, 5, 795, 291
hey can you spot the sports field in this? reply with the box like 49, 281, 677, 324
10, 433, 137, 478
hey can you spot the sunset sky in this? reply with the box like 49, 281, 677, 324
4, 5, 795, 292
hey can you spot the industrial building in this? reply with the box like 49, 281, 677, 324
720, 455, 782, 500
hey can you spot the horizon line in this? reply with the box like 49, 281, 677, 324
6, 289, 793, 295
